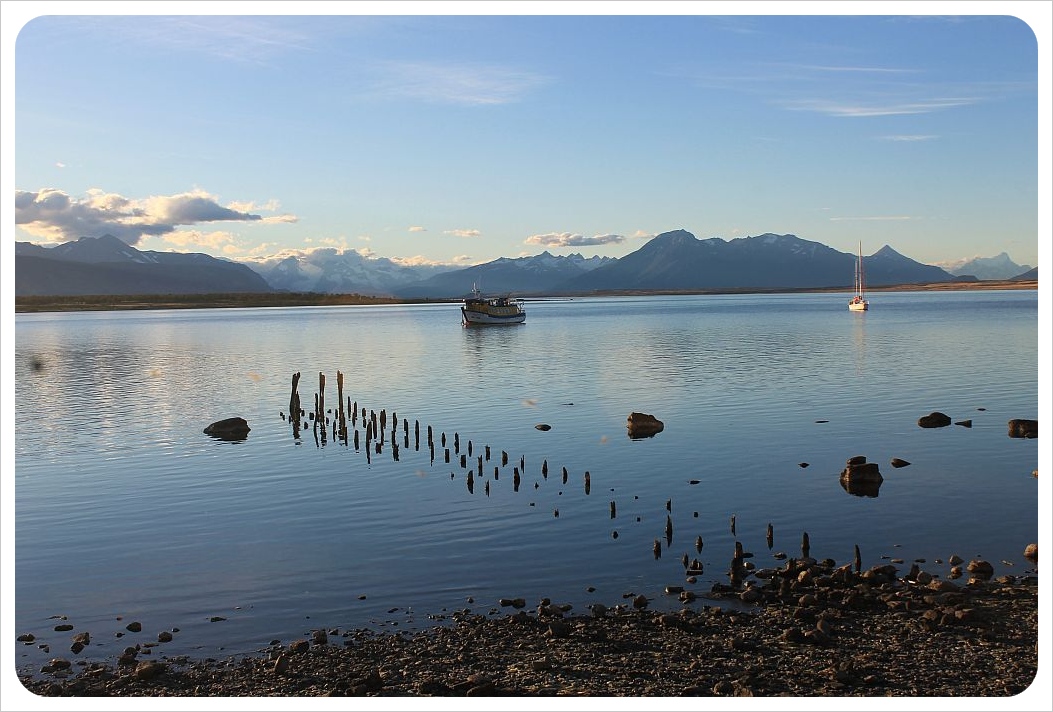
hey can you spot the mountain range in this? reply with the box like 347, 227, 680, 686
938, 252, 1034, 281
15, 235, 272, 296
14, 230, 1036, 299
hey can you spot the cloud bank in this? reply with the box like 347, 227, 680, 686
14, 188, 296, 246
524, 232, 625, 248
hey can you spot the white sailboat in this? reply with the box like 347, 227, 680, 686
848, 242, 869, 311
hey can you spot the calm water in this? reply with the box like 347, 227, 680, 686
12, 291, 1040, 671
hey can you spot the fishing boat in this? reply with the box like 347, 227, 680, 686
461, 285, 526, 325
848, 242, 869, 311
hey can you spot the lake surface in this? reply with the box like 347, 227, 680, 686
11, 291, 1041, 672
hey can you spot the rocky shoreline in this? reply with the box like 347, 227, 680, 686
15, 555, 1041, 701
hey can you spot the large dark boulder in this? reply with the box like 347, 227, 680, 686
204, 417, 251, 441
1008, 419, 1037, 438
918, 412, 952, 428
627, 412, 664, 439
840, 456, 883, 498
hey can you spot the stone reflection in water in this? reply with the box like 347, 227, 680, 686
841, 478, 882, 498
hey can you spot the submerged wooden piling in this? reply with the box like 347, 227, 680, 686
318, 372, 325, 422
289, 372, 301, 419
336, 371, 344, 418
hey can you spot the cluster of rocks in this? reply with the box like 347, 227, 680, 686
916, 410, 1037, 439
18, 553, 1038, 699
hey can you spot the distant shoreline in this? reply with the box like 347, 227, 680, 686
13, 280, 1037, 313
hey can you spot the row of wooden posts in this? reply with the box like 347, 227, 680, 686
285, 371, 867, 586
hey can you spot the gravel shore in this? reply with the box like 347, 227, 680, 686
14, 555, 1041, 704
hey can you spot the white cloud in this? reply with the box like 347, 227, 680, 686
368, 61, 549, 106
153, 229, 240, 251
15, 187, 293, 245
782, 97, 978, 117
829, 216, 918, 222
879, 134, 939, 142
525, 232, 625, 247
408, 226, 427, 233
444, 229, 482, 238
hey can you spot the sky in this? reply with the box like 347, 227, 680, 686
4, 2, 1050, 275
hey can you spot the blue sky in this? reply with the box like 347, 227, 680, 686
5, 3, 1049, 271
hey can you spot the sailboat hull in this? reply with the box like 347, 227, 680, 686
848, 300, 869, 312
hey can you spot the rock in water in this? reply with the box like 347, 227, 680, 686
204, 417, 251, 440
1007, 419, 1037, 438
918, 412, 952, 428
627, 412, 664, 439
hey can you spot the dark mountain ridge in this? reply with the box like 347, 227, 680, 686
15, 235, 272, 296
552, 231, 957, 294
15, 230, 998, 298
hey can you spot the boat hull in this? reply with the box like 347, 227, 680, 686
461, 307, 526, 325
848, 301, 869, 312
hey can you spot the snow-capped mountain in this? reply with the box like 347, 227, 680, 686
938, 252, 1033, 281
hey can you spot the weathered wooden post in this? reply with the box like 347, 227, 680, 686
801, 531, 810, 558
336, 372, 346, 443
317, 372, 325, 422
289, 372, 301, 419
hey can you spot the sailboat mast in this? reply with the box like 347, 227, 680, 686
856, 242, 864, 296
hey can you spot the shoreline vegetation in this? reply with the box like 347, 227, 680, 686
12, 279, 1038, 313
